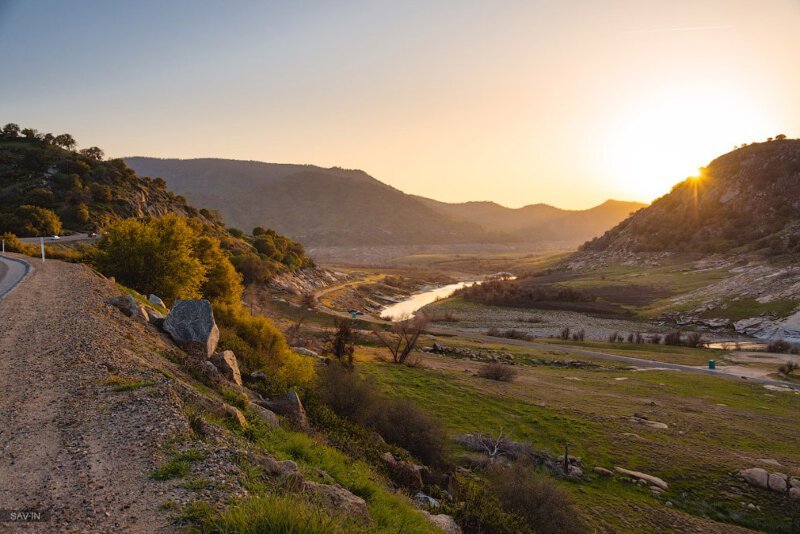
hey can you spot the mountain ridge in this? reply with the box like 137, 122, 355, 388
126, 156, 644, 247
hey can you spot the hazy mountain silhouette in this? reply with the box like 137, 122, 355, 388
126, 157, 643, 247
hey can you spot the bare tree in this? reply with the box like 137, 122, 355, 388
374, 315, 428, 364
284, 316, 306, 346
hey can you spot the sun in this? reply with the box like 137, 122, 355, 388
597, 82, 774, 202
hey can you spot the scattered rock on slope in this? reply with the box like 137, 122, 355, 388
163, 299, 219, 358
211, 350, 242, 386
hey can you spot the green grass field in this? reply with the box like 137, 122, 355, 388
358, 347, 800, 532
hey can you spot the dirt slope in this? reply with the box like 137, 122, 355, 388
0, 255, 197, 532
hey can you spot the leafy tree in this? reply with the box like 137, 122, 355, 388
2, 123, 20, 138
4, 205, 63, 236
79, 146, 104, 160
231, 252, 274, 285
24, 188, 55, 208
252, 226, 267, 236
74, 203, 90, 225
54, 134, 76, 149
92, 215, 206, 302
193, 235, 243, 305
21, 128, 39, 140
254, 234, 278, 257
90, 183, 113, 202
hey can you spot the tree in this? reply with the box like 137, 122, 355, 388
324, 319, 358, 369
92, 215, 206, 302
231, 253, 274, 285
90, 183, 113, 202
79, 146, 104, 160
252, 226, 268, 236
193, 235, 243, 305
74, 203, 90, 225
54, 134, 76, 150
254, 234, 279, 257
2, 123, 20, 138
24, 188, 55, 208
775, 134, 787, 141
373, 316, 427, 364
7, 205, 62, 236
21, 128, 39, 140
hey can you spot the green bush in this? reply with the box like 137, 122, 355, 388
1, 205, 62, 236
215, 302, 315, 393
452, 476, 530, 534
0, 232, 36, 255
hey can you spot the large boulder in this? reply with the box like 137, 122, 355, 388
263, 391, 309, 430
249, 403, 280, 427
210, 351, 242, 386
739, 467, 769, 489
163, 299, 219, 358
768, 472, 788, 493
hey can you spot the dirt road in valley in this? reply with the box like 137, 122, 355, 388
0, 254, 190, 532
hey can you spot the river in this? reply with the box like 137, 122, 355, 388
380, 281, 480, 321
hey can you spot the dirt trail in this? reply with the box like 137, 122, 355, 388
0, 254, 186, 532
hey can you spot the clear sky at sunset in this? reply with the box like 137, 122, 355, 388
2, 1, 798, 208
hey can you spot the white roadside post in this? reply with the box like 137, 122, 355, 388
40, 237, 45, 263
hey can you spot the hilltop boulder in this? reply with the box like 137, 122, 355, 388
163, 299, 219, 358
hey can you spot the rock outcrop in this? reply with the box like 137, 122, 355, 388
261, 391, 308, 430
163, 299, 219, 358
210, 351, 242, 386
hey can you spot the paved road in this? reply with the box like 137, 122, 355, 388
0, 254, 30, 299
19, 233, 97, 244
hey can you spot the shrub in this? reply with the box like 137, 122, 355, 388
452, 476, 530, 534
489, 462, 589, 534
778, 360, 798, 376
664, 331, 683, 346
0, 232, 36, 255
193, 235, 243, 305
650, 334, 662, 344
559, 327, 570, 340
91, 215, 206, 302
478, 363, 518, 382
215, 303, 314, 394
571, 329, 585, 341
315, 365, 445, 466
608, 331, 620, 343
768, 339, 792, 353
685, 332, 704, 348
3, 205, 62, 236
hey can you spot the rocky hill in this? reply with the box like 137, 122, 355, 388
0, 134, 207, 235
583, 139, 800, 255
126, 157, 642, 247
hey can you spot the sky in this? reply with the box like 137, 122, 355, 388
1, 0, 799, 209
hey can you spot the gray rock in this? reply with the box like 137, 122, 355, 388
108, 294, 148, 322
421, 512, 461, 534
291, 346, 321, 358
768, 472, 788, 493
210, 350, 242, 386
614, 467, 668, 490
593, 467, 613, 477
739, 467, 769, 489
381, 452, 424, 492
414, 492, 440, 508
790, 487, 800, 501
148, 294, 166, 308
163, 299, 219, 358
303, 481, 372, 523
249, 403, 279, 427
790, 476, 800, 489
263, 391, 308, 430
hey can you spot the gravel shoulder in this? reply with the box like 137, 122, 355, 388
0, 255, 196, 532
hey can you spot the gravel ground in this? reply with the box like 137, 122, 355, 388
0, 254, 239, 532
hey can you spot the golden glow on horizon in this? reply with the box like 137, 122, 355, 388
597, 83, 774, 203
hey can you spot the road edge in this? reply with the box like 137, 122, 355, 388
0, 254, 33, 300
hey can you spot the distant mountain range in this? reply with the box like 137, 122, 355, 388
583, 138, 800, 255
125, 157, 645, 247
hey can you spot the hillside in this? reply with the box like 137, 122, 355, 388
126, 157, 641, 247
583, 139, 800, 255
125, 158, 492, 246
0, 127, 314, 277
418, 197, 645, 243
